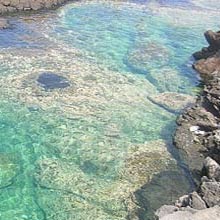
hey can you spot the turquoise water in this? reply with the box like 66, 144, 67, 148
0, 1, 220, 219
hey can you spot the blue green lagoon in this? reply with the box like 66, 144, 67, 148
0, 0, 220, 219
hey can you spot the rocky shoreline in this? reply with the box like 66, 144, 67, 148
0, 0, 70, 14
0, 1, 219, 219
156, 30, 220, 220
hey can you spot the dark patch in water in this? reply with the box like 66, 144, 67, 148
80, 160, 99, 174
37, 72, 70, 90
132, 170, 192, 220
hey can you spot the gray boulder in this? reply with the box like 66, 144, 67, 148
190, 192, 207, 210
200, 181, 220, 207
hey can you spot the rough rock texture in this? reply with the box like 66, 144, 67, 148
156, 30, 220, 220
156, 158, 220, 219
157, 206, 220, 220
0, 0, 69, 14
174, 30, 220, 181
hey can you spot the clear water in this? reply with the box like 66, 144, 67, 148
0, 1, 219, 219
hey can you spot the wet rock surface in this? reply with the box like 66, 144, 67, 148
0, 153, 19, 188
157, 30, 220, 219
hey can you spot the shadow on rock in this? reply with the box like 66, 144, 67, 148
128, 170, 192, 220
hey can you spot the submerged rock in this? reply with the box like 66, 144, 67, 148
148, 92, 195, 112
37, 72, 70, 90
126, 41, 170, 73
0, 153, 19, 188
0, 18, 10, 29
148, 67, 191, 93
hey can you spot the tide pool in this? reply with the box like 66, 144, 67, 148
0, 1, 219, 220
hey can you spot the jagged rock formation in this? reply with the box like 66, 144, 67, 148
156, 157, 220, 220
174, 30, 220, 181
156, 30, 220, 220
0, 0, 69, 14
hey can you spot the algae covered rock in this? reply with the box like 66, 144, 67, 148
0, 153, 19, 188
148, 67, 193, 93
126, 41, 170, 73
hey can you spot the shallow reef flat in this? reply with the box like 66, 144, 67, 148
0, 44, 182, 220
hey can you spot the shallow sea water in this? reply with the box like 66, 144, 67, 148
0, 0, 220, 219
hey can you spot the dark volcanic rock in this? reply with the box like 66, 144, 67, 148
193, 30, 220, 60
204, 30, 220, 51
193, 53, 220, 82
37, 72, 70, 90
193, 47, 216, 60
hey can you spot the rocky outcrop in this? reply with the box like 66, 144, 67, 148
156, 157, 220, 219
174, 30, 220, 181
156, 30, 220, 220
0, 0, 69, 14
